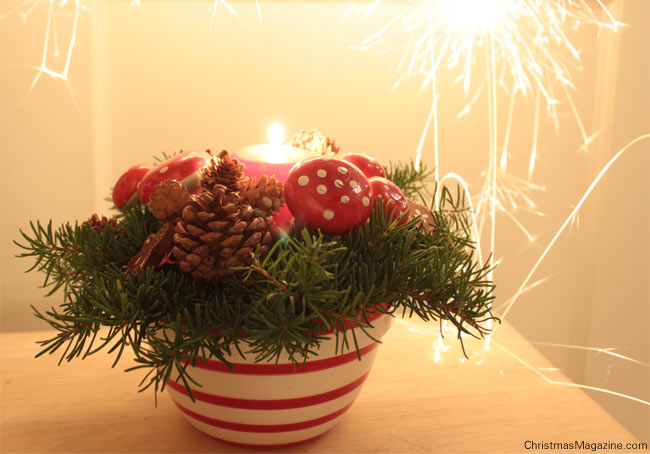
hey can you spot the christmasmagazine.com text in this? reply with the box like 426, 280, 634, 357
523, 440, 648, 451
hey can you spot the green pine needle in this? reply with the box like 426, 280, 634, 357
15, 161, 497, 400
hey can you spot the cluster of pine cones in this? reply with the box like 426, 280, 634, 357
146, 151, 284, 281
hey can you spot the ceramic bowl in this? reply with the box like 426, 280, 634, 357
165, 311, 392, 450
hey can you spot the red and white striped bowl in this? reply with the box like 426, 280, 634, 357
165, 312, 392, 450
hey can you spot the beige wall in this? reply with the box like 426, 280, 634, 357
1, 0, 95, 331
1, 0, 648, 441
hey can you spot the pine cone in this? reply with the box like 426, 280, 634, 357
83, 214, 118, 236
242, 175, 285, 217
201, 150, 249, 193
172, 184, 273, 281
149, 180, 191, 222
289, 129, 340, 155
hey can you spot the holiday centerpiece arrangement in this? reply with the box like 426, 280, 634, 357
16, 130, 496, 449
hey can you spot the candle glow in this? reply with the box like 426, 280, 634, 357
264, 122, 291, 164
234, 124, 312, 231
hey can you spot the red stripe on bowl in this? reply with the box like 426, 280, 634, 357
308, 306, 388, 335
166, 369, 370, 409
187, 342, 378, 375
174, 401, 354, 433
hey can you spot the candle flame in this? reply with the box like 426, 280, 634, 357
268, 122, 285, 146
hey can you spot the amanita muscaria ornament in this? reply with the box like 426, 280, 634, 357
285, 156, 373, 235
407, 199, 436, 232
137, 152, 209, 204
369, 177, 409, 225
341, 153, 386, 179
112, 164, 152, 209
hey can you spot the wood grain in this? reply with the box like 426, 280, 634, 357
0, 320, 640, 453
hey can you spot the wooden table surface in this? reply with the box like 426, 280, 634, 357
0, 320, 641, 453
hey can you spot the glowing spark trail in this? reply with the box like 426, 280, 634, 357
495, 341, 650, 406
28, 0, 81, 88
529, 342, 650, 367
499, 134, 650, 324
210, 0, 242, 32
353, 0, 649, 409
4, 0, 246, 92
351, 0, 622, 258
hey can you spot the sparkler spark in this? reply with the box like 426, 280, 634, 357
4, 0, 248, 93
27, 0, 82, 88
495, 341, 650, 406
499, 133, 650, 324
351, 0, 622, 253
529, 342, 650, 367
354, 0, 648, 412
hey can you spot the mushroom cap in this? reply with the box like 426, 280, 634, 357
341, 153, 386, 179
369, 177, 409, 225
112, 164, 152, 209
407, 198, 436, 232
137, 152, 208, 204
285, 156, 373, 235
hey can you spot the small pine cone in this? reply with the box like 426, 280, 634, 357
172, 184, 273, 281
288, 129, 340, 155
149, 180, 191, 222
242, 175, 285, 217
212, 208, 274, 278
201, 150, 249, 193
83, 214, 118, 236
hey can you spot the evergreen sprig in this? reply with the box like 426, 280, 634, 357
385, 160, 435, 200
15, 161, 497, 399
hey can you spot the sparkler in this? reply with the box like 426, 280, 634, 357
350, 0, 621, 252
352, 0, 648, 409
495, 341, 650, 406
2, 0, 84, 92
2, 0, 245, 94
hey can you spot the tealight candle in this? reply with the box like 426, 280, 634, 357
233, 123, 312, 230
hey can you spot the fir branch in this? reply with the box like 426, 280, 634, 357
16, 179, 497, 400
386, 160, 435, 200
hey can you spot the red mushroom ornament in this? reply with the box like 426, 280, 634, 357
369, 177, 409, 226
137, 152, 208, 204
285, 156, 374, 235
341, 153, 386, 179
407, 199, 436, 233
112, 164, 152, 210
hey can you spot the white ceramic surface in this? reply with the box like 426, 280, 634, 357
166, 313, 392, 450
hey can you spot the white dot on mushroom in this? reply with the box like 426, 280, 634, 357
323, 209, 335, 220
349, 180, 359, 189
316, 185, 328, 195
362, 197, 370, 207
298, 175, 310, 186
340, 195, 350, 204
160, 166, 169, 174
334, 179, 344, 188
317, 169, 327, 178
337, 166, 348, 175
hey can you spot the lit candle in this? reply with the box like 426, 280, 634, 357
234, 123, 312, 231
